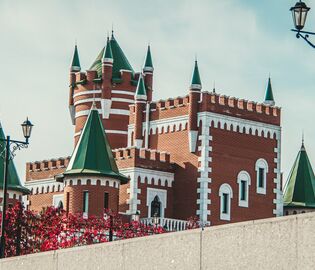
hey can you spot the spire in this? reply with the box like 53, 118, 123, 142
283, 142, 315, 208
264, 77, 275, 106
63, 107, 128, 183
70, 44, 81, 72
143, 45, 154, 72
135, 74, 147, 99
190, 60, 202, 90
102, 37, 113, 63
0, 125, 29, 194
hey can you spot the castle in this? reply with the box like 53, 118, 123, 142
2, 32, 284, 227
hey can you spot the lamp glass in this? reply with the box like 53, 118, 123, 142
21, 118, 33, 139
291, 1, 310, 30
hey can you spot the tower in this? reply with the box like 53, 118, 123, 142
57, 105, 128, 217
188, 60, 201, 152
264, 77, 275, 106
69, 32, 137, 149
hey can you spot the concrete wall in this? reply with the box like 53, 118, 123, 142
1, 212, 315, 270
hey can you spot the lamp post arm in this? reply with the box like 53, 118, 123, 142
291, 29, 315, 49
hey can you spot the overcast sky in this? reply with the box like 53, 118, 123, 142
1, 0, 315, 184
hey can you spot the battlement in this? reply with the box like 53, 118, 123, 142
129, 91, 281, 126
113, 147, 174, 172
26, 157, 71, 181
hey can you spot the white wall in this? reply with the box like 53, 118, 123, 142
1, 213, 315, 270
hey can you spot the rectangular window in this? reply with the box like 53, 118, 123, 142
240, 180, 246, 201
222, 193, 228, 214
66, 192, 70, 214
104, 192, 109, 209
258, 168, 264, 188
83, 191, 89, 214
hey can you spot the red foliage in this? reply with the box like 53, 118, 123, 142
186, 216, 201, 229
0, 203, 166, 258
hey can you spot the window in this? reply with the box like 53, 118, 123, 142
151, 195, 161, 217
104, 192, 109, 209
255, 159, 268, 194
53, 194, 64, 208
147, 188, 167, 218
66, 192, 70, 214
219, 184, 233, 221
83, 191, 89, 214
237, 171, 251, 207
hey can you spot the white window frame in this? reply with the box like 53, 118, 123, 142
255, 158, 268, 195
83, 190, 89, 216
146, 188, 167, 218
219, 183, 233, 221
237, 171, 251, 207
52, 194, 64, 208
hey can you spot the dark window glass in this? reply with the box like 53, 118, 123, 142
66, 192, 70, 214
258, 168, 264, 188
240, 180, 246, 201
151, 196, 161, 217
104, 192, 109, 209
222, 193, 228, 214
83, 191, 89, 213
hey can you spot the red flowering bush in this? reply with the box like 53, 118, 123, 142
186, 216, 201, 229
0, 203, 166, 258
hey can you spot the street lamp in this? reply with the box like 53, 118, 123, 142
0, 118, 33, 258
290, 1, 315, 48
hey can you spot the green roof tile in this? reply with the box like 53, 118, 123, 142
135, 74, 147, 98
64, 106, 128, 183
90, 34, 134, 78
70, 45, 81, 72
265, 77, 275, 102
143, 45, 153, 71
191, 60, 202, 89
0, 124, 29, 194
102, 37, 113, 60
283, 143, 315, 208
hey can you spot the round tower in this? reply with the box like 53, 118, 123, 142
57, 106, 128, 217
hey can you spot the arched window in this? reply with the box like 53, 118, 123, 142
151, 196, 161, 218
255, 158, 268, 194
237, 171, 251, 207
219, 184, 233, 221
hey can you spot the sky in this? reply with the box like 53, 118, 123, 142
0, 0, 315, 185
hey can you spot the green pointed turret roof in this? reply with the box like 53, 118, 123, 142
191, 60, 202, 89
102, 37, 113, 60
70, 44, 81, 72
283, 143, 315, 208
135, 74, 147, 98
90, 32, 134, 78
264, 77, 275, 103
143, 45, 153, 71
63, 106, 128, 183
0, 124, 29, 194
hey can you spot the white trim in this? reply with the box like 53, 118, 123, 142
147, 188, 167, 218
120, 69, 132, 73
102, 58, 113, 63
75, 108, 130, 118
0, 190, 22, 200
52, 194, 64, 208
273, 131, 283, 216
255, 158, 268, 195
112, 98, 134, 103
143, 66, 154, 72
74, 129, 128, 137
219, 183, 233, 221
119, 167, 174, 215
101, 99, 112, 119
112, 90, 135, 96
69, 105, 75, 125
74, 98, 101, 106
237, 171, 251, 208
190, 84, 202, 90
135, 95, 147, 100
64, 177, 120, 189
25, 179, 64, 194
73, 90, 101, 98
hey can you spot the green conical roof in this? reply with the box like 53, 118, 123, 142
265, 77, 274, 102
70, 44, 81, 72
90, 33, 134, 78
191, 60, 202, 88
102, 37, 113, 60
283, 143, 315, 208
143, 45, 153, 70
64, 106, 128, 183
135, 74, 147, 98
0, 124, 29, 194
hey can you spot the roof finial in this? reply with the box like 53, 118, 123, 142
111, 23, 114, 38
75, 38, 77, 46
302, 130, 305, 147
213, 81, 216, 93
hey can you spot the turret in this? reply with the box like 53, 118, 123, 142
264, 77, 275, 106
188, 60, 201, 152
143, 45, 154, 101
69, 44, 81, 125
101, 37, 113, 119
134, 74, 147, 148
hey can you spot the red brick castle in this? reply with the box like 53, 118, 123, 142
24, 32, 283, 228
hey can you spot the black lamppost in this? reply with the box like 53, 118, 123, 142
290, 1, 315, 48
0, 118, 33, 258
